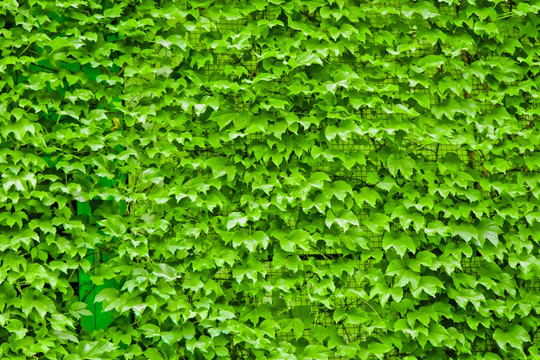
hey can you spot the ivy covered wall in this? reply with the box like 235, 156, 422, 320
0, 0, 539, 359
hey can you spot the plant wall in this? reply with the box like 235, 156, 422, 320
1, 0, 539, 359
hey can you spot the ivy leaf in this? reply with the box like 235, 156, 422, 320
367, 341, 393, 358
140, 324, 161, 338
281, 318, 305, 340
382, 232, 416, 257
418, 323, 449, 348
411, 91, 431, 108
449, 221, 478, 243
233, 230, 270, 252
330, 180, 353, 201
493, 325, 530, 351
325, 208, 359, 231
364, 212, 391, 232
5, 319, 27, 340
232, 257, 266, 282
2, 173, 27, 192
303, 345, 330, 360
210, 111, 250, 130
371, 282, 403, 307
448, 288, 485, 311
206, 156, 236, 180
477, 220, 500, 246
387, 154, 416, 179
414, 2, 440, 19
335, 342, 360, 358
141, 168, 164, 185
356, 187, 381, 207
340, 228, 371, 251
387, 259, 420, 288
97, 216, 126, 237
280, 229, 312, 252
20, 291, 54, 318
153, 263, 180, 281
289, 52, 323, 69
307, 172, 331, 190
1, 119, 37, 141
411, 276, 445, 297
227, 212, 248, 230
95, 288, 120, 303
182, 322, 196, 340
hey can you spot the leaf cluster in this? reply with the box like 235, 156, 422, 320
1, 0, 539, 359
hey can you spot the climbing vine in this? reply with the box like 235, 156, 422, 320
0, 0, 539, 359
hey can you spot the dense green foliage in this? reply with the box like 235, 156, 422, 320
1, 0, 540, 359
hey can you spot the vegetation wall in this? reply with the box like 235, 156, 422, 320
1, 0, 539, 359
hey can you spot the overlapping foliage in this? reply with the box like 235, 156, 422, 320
1, 0, 540, 359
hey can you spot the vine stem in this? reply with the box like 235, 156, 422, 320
18, 43, 32, 57
341, 321, 352, 342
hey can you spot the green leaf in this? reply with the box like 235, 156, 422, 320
153, 263, 180, 281
141, 168, 165, 185
233, 230, 270, 252
281, 318, 305, 340
411, 276, 445, 297
364, 212, 391, 232
493, 324, 530, 351
418, 323, 449, 348
411, 91, 431, 108
210, 111, 251, 130
227, 212, 248, 230
2, 173, 27, 192
382, 232, 416, 257
1, 118, 37, 141
95, 288, 120, 303
303, 345, 330, 360
281, 229, 312, 252
356, 187, 381, 207
97, 216, 126, 237
326, 208, 359, 231
330, 180, 353, 201
289, 52, 323, 69
449, 221, 478, 242
387, 154, 416, 179
387, 259, 420, 288
477, 220, 500, 246
140, 324, 161, 338
340, 228, 371, 251
5, 319, 27, 340
368, 340, 393, 358
414, 1, 440, 19
307, 172, 331, 190
448, 287, 485, 311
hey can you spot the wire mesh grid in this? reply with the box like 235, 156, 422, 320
472, 336, 500, 354
437, 4, 459, 18
413, 35, 438, 59
498, 1, 523, 20
517, 111, 535, 131
155, 3, 540, 359
186, 10, 261, 52
204, 53, 233, 75
533, 328, 540, 347
520, 278, 540, 291
419, 143, 470, 166
187, 27, 205, 51
329, 135, 373, 153
316, 164, 372, 185
461, 256, 484, 275
272, 277, 386, 357
358, 208, 385, 249
363, 0, 404, 29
